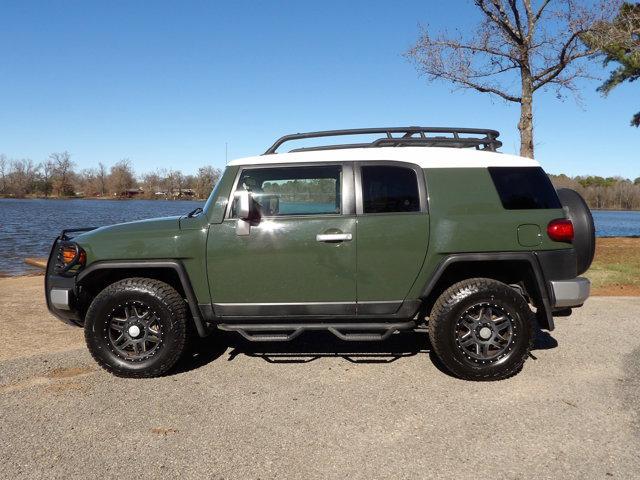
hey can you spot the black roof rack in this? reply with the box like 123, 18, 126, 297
264, 127, 502, 155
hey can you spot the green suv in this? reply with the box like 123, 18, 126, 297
45, 127, 594, 380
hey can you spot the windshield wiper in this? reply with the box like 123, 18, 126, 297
187, 207, 203, 218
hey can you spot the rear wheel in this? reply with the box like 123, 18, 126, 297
84, 278, 188, 378
428, 278, 534, 381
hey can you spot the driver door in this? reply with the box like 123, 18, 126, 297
206, 163, 357, 318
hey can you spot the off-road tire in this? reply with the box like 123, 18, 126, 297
428, 278, 535, 381
84, 277, 189, 378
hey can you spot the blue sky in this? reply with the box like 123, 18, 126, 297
0, 0, 638, 179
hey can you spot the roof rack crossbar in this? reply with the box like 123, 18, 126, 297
264, 127, 502, 154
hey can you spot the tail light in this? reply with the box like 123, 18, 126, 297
547, 219, 574, 242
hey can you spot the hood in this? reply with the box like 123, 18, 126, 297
72, 216, 184, 263
76, 215, 182, 240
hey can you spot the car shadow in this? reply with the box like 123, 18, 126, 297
533, 329, 559, 350
172, 326, 558, 375
172, 335, 229, 374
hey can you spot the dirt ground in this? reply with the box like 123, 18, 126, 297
589, 237, 640, 295
1, 275, 639, 479
0, 276, 84, 361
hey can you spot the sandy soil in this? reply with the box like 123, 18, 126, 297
0, 276, 84, 361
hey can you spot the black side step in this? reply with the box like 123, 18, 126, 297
217, 321, 417, 342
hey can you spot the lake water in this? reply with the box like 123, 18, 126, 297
0, 198, 203, 276
591, 210, 640, 237
1, 199, 639, 275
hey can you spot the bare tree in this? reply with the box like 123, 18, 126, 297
38, 159, 55, 197
9, 159, 38, 197
406, 0, 620, 158
0, 154, 7, 194
108, 159, 136, 196
195, 166, 222, 199
49, 151, 75, 196
166, 170, 185, 197
97, 162, 108, 197
77, 168, 99, 196
141, 170, 163, 198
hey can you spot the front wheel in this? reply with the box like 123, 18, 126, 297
84, 278, 189, 378
428, 278, 535, 381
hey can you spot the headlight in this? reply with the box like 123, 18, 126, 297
55, 242, 86, 274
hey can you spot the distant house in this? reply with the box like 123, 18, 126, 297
171, 188, 195, 198
114, 188, 144, 198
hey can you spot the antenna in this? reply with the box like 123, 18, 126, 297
225, 142, 228, 164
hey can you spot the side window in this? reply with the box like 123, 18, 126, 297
489, 167, 562, 210
361, 165, 420, 214
232, 165, 342, 217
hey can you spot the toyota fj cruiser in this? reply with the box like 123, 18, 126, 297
45, 127, 594, 380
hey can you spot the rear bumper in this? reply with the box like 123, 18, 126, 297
549, 277, 590, 308
536, 249, 590, 309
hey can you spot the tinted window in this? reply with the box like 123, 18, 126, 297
489, 167, 561, 210
361, 166, 420, 213
233, 165, 341, 216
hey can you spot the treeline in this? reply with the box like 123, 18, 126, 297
263, 178, 337, 203
2, 152, 639, 210
549, 174, 640, 210
0, 152, 222, 200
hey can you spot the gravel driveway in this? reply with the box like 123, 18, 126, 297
1, 277, 638, 479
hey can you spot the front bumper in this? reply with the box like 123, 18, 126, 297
45, 237, 83, 327
549, 277, 591, 308
46, 270, 83, 326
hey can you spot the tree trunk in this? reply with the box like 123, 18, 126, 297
518, 78, 534, 158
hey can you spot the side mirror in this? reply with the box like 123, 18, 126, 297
236, 190, 252, 236
237, 190, 251, 220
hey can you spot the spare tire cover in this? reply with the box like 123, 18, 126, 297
556, 188, 596, 275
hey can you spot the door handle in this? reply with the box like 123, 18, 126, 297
316, 233, 353, 242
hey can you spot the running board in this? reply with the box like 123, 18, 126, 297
217, 321, 417, 342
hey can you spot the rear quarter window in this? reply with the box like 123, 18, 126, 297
489, 167, 561, 210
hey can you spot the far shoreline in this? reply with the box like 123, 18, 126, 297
0, 195, 206, 202
2, 196, 639, 210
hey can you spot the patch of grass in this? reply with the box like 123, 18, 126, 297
589, 262, 640, 289
587, 238, 640, 295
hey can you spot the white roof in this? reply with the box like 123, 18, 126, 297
227, 147, 540, 169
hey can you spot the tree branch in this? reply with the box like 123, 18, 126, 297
427, 38, 519, 61
508, 0, 525, 38
475, 0, 523, 44
437, 72, 522, 102
534, 0, 553, 24
532, 30, 597, 89
469, 64, 521, 78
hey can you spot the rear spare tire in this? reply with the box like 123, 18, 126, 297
556, 188, 595, 275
